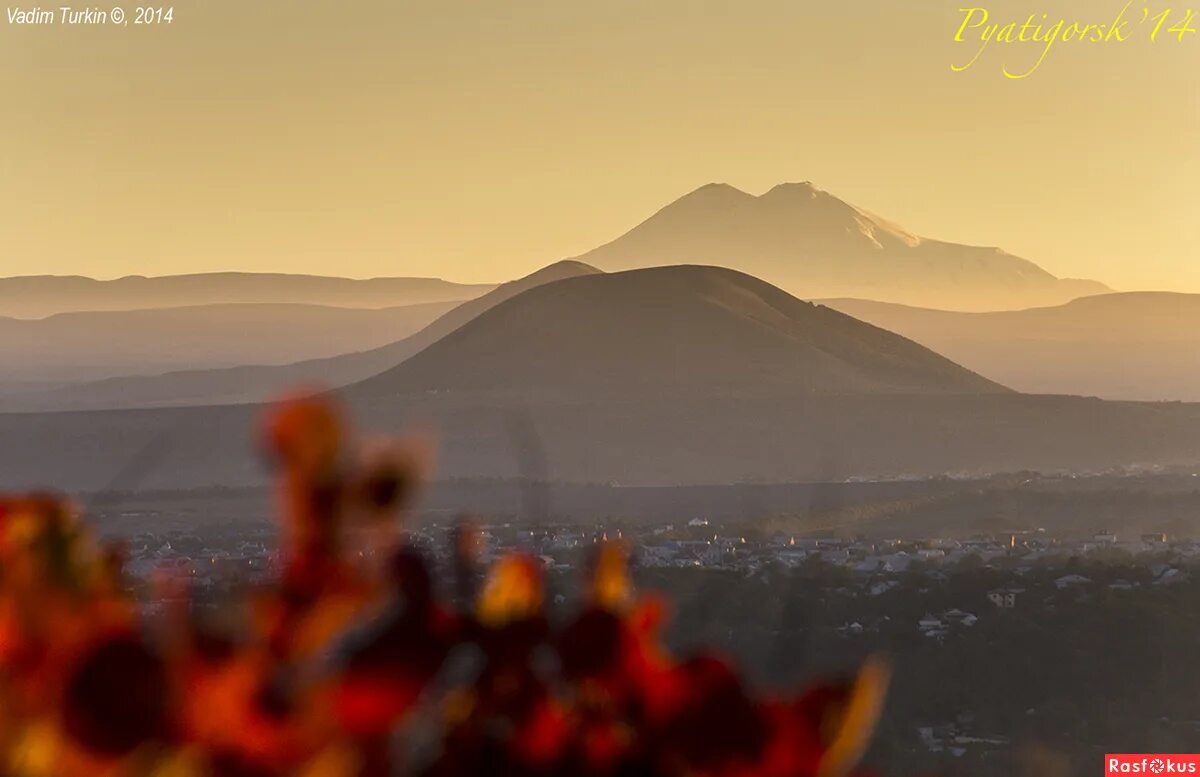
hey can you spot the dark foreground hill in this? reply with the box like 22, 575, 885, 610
353, 265, 1007, 397
2, 393, 1200, 492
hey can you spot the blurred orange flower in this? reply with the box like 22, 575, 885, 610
0, 394, 890, 777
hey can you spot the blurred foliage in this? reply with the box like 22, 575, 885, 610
0, 395, 889, 777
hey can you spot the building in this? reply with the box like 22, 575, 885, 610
987, 588, 1021, 609
1054, 574, 1092, 589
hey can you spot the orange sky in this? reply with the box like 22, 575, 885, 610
2, 0, 1197, 290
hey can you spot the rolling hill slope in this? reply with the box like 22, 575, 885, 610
822, 292, 1200, 401
0, 300, 459, 385
3, 266, 1197, 492
353, 265, 1008, 397
0, 261, 601, 410
5, 383, 1200, 491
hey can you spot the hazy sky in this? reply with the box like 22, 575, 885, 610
2, 0, 1197, 290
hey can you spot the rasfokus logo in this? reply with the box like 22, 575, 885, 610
1107, 755, 1200, 775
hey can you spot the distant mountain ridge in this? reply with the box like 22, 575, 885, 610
0, 261, 602, 410
0, 300, 460, 384
573, 182, 1109, 311
353, 265, 1008, 397
0, 272, 494, 318
5, 267, 1200, 491
821, 292, 1200, 401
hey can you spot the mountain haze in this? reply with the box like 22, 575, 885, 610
0, 261, 601, 411
6, 267, 1200, 490
7, 388, 1200, 491
574, 183, 1108, 311
0, 272, 494, 319
0, 301, 459, 385
822, 292, 1200, 401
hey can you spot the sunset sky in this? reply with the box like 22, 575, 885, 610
2, 0, 1197, 291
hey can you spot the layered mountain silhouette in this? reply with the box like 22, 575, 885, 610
574, 183, 1108, 311
822, 292, 1200, 401
0, 261, 601, 410
353, 265, 1007, 397
3, 265, 1200, 490
0, 300, 458, 385
0, 272, 493, 319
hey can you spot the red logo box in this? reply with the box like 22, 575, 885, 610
1107, 755, 1200, 775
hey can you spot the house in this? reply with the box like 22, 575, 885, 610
1153, 567, 1187, 586
775, 550, 811, 568
867, 580, 898, 596
638, 545, 680, 567
880, 552, 913, 573
1054, 574, 1092, 589
987, 588, 1021, 609
918, 614, 943, 630
820, 548, 852, 563
942, 609, 978, 627
918, 614, 948, 637
853, 558, 883, 575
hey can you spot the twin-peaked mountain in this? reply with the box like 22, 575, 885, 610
1, 179, 1110, 410
4, 182, 1197, 491
574, 183, 1107, 311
